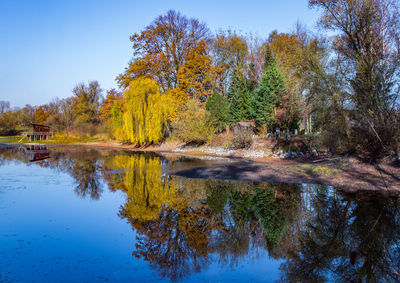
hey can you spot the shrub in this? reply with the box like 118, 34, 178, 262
72, 122, 98, 137
351, 109, 400, 160
257, 125, 269, 138
97, 119, 113, 139
171, 99, 213, 144
232, 129, 253, 149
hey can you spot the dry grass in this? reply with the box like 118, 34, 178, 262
209, 131, 234, 148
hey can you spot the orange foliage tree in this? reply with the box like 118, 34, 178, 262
98, 89, 122, 122
117, 10, 210, 94
34, 105, 50, 124
176, 40, 221, 103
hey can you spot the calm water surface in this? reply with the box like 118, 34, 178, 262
1, 145, 400, 282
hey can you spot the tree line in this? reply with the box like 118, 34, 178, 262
1, 0, 399, 160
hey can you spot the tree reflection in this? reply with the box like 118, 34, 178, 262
280, 187, 400, 282
106, 154, 223, 281
71, 156, 102, 199
48, 149, 103, 199
105, 154, 301, 281
206, 181, 301, 265
107, 153, 400, 282
0, 147, 104, 199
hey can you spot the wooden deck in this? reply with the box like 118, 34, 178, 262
23, 132, 53, 141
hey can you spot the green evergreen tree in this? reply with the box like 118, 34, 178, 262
253, 54, 285, 127
228, 76, 254, 123
205, 92, 230, 132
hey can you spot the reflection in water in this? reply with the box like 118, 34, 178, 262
105, 154, 220, 281
280, 187, 400, 282
71, 154, 102, 199
0, 146, 104, 200
25, 145, 51, 162
1, 147, 400, 282
101, 152, 400, 282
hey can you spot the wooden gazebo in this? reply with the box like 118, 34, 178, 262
24, 123, 53, 141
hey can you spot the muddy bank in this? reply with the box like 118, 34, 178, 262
172, 159, 400, 192
17, 141, 400, 192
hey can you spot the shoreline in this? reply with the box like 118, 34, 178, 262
9, 140, 400, 192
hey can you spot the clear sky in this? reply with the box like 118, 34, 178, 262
0, 0, 321, 107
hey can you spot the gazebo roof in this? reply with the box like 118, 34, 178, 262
31, 123, 50, 128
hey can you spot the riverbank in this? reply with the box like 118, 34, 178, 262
6, 139, 400, 192
63, 140, 400, 192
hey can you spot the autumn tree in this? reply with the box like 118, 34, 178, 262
117, 10, 209, 93
265, 28, 327, 133
0, 101, 13, 134
71, 81, 102, 125
0, 110, 18, 134
176, 40, 220, 103
99, 89, 123, 122
266, 31, 302, 83
265, 32, 302, 130
211, 31, 249, 95
294, 26, 330, 134
34, 105, 50, 124
0, 103, 34, 133
59, 97, 75, 133
14, 104, 35, 127
111, 102, 124, 139
247, 34, 266, 86
42, 98, 76, 133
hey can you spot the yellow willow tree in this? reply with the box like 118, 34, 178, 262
115, 77, 172, 146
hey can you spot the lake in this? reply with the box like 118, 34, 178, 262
1, 145, 400, 282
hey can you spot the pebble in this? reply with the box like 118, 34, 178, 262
176, 145, 318, 159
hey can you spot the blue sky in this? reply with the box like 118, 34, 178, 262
0, 0, 321, 107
